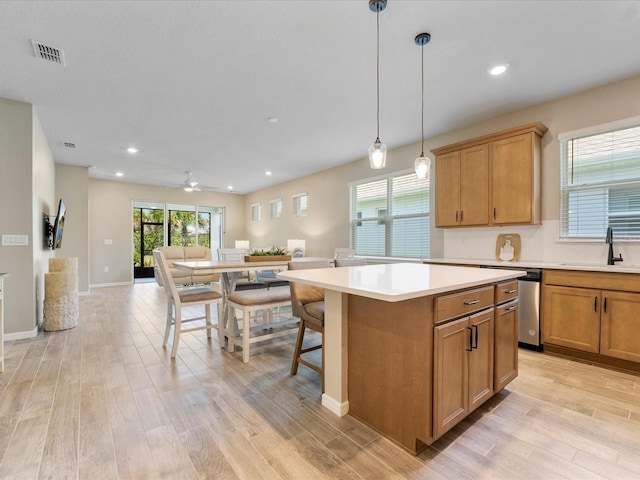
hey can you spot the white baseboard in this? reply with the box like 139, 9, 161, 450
321, 394, 349, 417
5, 326, 38, 341
89, 281, 132, 289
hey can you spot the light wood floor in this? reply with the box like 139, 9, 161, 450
1, 282, 639, 479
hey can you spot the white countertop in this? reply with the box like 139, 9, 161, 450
277, 263, 525, 302
425, 258, 640, 274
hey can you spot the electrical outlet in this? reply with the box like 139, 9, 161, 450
104, 266, 109, 273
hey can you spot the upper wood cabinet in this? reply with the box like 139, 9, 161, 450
432, 122, 548, 228
435, 145, 489, 227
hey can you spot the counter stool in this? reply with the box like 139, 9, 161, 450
288, 260, 332, 391
226, 286, 296, 363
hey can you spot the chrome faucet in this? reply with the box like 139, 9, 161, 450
605, 226, 623, 265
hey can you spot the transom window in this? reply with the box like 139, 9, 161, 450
560, 119, 640, 240
251, 203, 262, 222
270, 199, 282, 219
349, 171, 430, 258
293, 193, 308, 217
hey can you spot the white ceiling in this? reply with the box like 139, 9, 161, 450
2, 1, 640, 194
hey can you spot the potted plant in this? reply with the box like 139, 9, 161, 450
244, 246, 291, 262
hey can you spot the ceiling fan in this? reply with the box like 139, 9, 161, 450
183, 171, 201, 192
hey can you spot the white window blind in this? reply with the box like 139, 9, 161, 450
270, 199, 282, 219
293, 193, 308, 217
251, 203, 262, 222
350, 172, 430, 258
560, 123, 640, 240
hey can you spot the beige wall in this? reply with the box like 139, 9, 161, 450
88, 179, 245, 286
245, 74, 640, 264
56, 164, 90, 292
244, 142, 434, 258
0, 98, 55, 336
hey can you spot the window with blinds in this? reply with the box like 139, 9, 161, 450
349, 171, 430, 258
251, 203, 261, 222
270, 199, 282, 219
293, 193, 308, 217
560, 121, 640, 240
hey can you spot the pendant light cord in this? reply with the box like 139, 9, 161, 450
420, 41, 424, 156
376, 9, 380, 141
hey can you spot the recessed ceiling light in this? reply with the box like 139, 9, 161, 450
265, 171, 272, 176
116, 172, 124, 177
267, 117, 279, 123
127, 147, 139, 153
227, 185, 233, 190
489, 64, 508, 76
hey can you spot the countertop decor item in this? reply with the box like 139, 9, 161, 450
245, 247, 291, 262
495, 233, 521, 261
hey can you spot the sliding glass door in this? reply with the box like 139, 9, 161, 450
133, 205, 164, 278
133, 201, 223, 280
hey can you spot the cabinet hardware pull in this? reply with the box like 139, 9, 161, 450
594, 296, 598, 312
464, 299, 480, 305
466, 327, 473, 352
505, 305, 516, 312
493, 207, 497, 220
460, 210, 464, 222
604, 297, 607, 313
473, 324, 479, 349
506, 289, 517, 294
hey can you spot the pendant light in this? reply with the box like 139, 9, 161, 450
368, 0, 387, 169
414, 32, 431, 179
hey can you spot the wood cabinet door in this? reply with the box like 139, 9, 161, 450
468, 309, 494, 413
600, 290, 640, 362
542, 285, 601, 353
433, 316, 469, 439
490, 133, 533, 225
494, 300, 518, 391
459, 144, 489, 226
435, 151, 461, 227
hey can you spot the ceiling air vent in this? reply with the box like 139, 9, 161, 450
63, 142, 76, 148
31, 40, 65, 65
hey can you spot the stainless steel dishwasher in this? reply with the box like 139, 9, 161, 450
481, 265, 542, 351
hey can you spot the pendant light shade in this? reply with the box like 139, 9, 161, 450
415, 32, 431, 179
415, 154, 429, 179
369, 138, 387, 169
369, 0, 387, 169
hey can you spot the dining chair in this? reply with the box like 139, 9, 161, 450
334, 258, 367, 267
217, 248, 266, 290
288, 260, 332, 391
153, 250, 223, 358
334, 247, 356, 259
255, 269, 290, 289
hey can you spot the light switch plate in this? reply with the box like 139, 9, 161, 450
2, 234, 29, 246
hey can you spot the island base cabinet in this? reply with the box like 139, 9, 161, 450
494, 300, 518, 391
434, 308, 494, 440
347, 295, 433, 455
601, 291, 640, 363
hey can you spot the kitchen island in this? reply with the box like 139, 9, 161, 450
277, 262, 525, 454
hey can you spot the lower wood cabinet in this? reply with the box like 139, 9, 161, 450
543, 270, 640, 365
433, 308, 494, 439
600, 290, 640, 362
494, 299, 518, 391
542, 285, 601, 353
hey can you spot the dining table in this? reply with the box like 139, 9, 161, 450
173, 257, 332, 349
